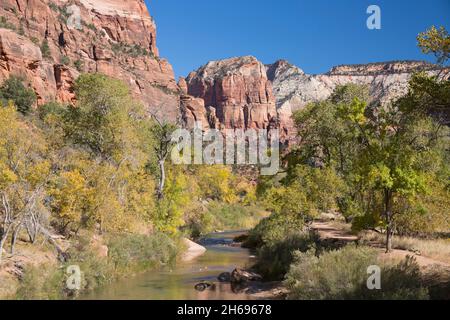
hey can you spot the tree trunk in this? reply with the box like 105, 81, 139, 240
0, 238, 5, 263
157, 159, 166, 200
384, 189, 394, 253
10, 224, 22, 255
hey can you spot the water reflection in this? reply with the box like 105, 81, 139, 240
83, 231, 256, 300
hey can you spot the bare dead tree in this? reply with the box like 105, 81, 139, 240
147, 100, 182, 200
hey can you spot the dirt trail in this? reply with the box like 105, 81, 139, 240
310, 220, 450, 270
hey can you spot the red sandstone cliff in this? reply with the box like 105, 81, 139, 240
0, 0, 180, 120
183, 56, 278, 131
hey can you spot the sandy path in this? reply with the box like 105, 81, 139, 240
310, 220, 450, 270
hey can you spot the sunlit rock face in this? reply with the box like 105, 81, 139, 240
184, 56, 278, 131
0, 0, 180, 121
267, 59, 449, 118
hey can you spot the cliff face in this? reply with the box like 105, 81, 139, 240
0, 0, 179, 120
267, 60, 449, 126
183, 57, 449, 139
183, 56, 278, 131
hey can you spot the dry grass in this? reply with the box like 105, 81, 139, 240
360, 231, 450, 264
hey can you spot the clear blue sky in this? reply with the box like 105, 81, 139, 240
145, 0, 450, 78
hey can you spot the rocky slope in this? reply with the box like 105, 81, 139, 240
183, 56, 278, 131
267, 59, 449, 132
0, 0, 180, 120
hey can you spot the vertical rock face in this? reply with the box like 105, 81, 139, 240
184, 56, 278, 130
267, 59, 449, 114
0, 0, 179, 120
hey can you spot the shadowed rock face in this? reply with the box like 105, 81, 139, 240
184, 56, 278, 131
0, 0, 179, 121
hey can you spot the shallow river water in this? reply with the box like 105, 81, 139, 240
82, 231, 256, 300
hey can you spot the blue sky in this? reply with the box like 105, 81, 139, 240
145, 0, 450, 78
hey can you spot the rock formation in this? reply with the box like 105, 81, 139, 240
0, 0, 180, 120
267, 59, 450, 131
183, 56, 278, 131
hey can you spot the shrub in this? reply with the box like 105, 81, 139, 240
38, 101, 66, 120
107, 233, 179, 275
285, 246, 430, 300
244, 213, 305, 248
0, 76, 37, 115
355, 256, 429, 300
0, 16, 16, 31
60, 55, 70, 66
41, 39, 51, 59
74, 59, 84, 72
286, 246, 379, 300
16, 233, 180, 299
15, 264, 65, 300
254, 232, 316, 280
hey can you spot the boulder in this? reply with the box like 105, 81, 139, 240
230, 268, 262, 284
181, 238, 207, 262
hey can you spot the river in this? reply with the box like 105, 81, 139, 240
82, 231, 258, 300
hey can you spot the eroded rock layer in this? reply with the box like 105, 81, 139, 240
0, 0, 179, 120
184, 56, 278, 131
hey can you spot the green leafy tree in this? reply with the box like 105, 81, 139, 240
337, 97, 446, 252
418, 26, 449, 65
64, 73, 143, 162
0, 76, 37, 115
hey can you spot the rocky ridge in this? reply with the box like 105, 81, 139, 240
267, 59, 450, 134
0, 0, 180, 120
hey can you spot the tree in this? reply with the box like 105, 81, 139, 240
64, 73, 143, 162
337, 97, 446, 252
0, 76, 37, 115
149, 116, 177, 200
418, 26, 449, 65
0, 104, 50, 261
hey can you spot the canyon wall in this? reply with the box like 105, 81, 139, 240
0, 0, 180, 120
182, 56, 278, 132
267, 59, 449, 134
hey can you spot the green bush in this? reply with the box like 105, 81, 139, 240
0, 16, 16, 31
60, 55, 70, 66
285, 246, 429, 300
38, 101, 66, 120
0, 76, 37, 115
74, 59, 84, 72
16, 233, 180, 299
244, 213, 305, 248
15, 264, 65, 300
355, 256, 429, 300
286, 246, 378, 300
108, 233, 179, 274
254, 232, 316, 280
66, 237, 115, 292
41, 39, 51, 59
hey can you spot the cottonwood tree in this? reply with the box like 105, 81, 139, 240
338, 97, 447, 252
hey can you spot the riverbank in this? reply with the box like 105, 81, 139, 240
244, 213, 450, 300
0, 232, 181, 300
82, 231, 285, 300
